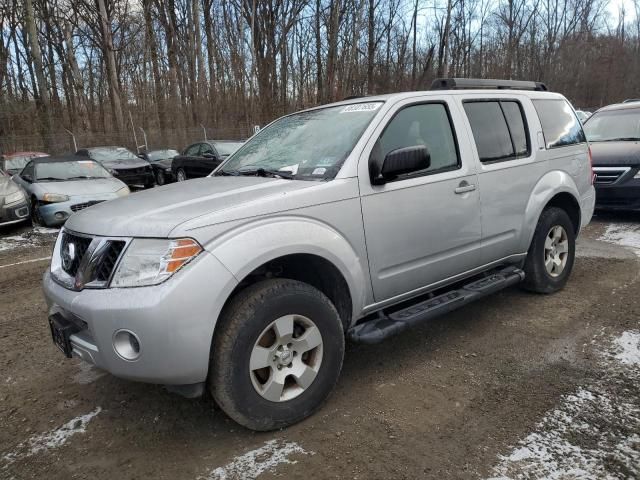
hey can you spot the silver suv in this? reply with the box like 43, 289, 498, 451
43, 78, 595, 431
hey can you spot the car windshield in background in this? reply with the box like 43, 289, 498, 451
214, 143, 243, 156
89, 147, 139, 161
5, 156, 33, 173
584, 109, 640, 142
36, 161, 111, 181
219, 102, 383, 180
148, 149, 179, 161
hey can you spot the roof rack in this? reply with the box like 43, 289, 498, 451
430, 78, 548, 92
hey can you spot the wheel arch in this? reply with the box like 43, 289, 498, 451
207, 216, 369, 330
521, 170, 582, 252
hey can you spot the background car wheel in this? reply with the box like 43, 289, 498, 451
209, 278, 345, 431
521, 207, 576, 294
156, 170, 165, 186
30, 197, 44, 227
176, 169, 187, 182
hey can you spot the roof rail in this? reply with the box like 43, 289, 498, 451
430, 78, 548, 92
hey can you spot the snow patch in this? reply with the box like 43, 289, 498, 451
599, 222, 640, 255
612, 330, 640, 365
1, 407, 101, 467
0, 227, 58, 252
201, 439, 311, 480
487, 331, 640, 480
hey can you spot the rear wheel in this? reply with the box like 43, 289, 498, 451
209, 279, 344, 431
521, 207, 576, 293
176, 168, 187, 182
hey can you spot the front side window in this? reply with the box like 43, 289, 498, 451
21, 162, 35, 179
184, 144, 201, 156
583, 108, 640, 142
219, 102, 382, 180
532, 99, 586, 148
201, 144, 215, 155
373, 102, 459, 178
463, 100, 530, 162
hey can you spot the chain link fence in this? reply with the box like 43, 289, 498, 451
0, 125, 254, 156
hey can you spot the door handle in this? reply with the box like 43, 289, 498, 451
454, 181, 476, 194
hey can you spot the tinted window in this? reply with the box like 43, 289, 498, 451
201, 144, 215, 155
501, 101, 529, 156
583, 108, 640, 142
464, 102, 513, 161
185, 144, 201, 156
532, 99, 585, 148
376, 103, 459, 176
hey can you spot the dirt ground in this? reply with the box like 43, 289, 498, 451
1, 214, 639, 479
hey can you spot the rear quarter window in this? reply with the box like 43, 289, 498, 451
532, 99, 586, 148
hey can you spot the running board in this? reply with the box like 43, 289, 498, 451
348, 266, 525, 344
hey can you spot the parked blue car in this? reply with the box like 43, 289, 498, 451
12, 155, 130, 227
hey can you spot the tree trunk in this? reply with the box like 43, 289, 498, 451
97, 0, 125, 132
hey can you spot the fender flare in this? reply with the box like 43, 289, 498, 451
205, 215, 369, 321
519, 169, 581, 252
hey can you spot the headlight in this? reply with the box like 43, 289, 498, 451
42, 193, 69, 203
116, 186, 130, 197
5, 190, 25, 204
110, 238, 203, 287
165, 167, 172, 172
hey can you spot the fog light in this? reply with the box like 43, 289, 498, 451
113, 329, 141, 361
55, 212, 67, 220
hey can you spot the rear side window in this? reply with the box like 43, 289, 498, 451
463, 100, 530, 162
532, 99, 586, 148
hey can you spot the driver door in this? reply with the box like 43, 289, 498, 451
358, 99, 483, 302
199, 143, 219, 176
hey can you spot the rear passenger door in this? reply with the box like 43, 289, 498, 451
359, 98, 483, 302
459, 96, 546, 264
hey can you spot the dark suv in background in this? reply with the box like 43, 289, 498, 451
76, 146, 155, 189
584, 102, 640, 210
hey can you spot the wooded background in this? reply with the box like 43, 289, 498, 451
1, 0, 639, 154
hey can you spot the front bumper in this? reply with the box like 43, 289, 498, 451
594, 166, 640, 210
38, 193, 119, 226
0, 198, 29, 226
113, 168, 155, 187
42, 251, 238, 384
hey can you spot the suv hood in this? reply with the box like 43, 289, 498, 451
590, 141, 640, 166
65, 176, 318, 237
99, 158, 150, 169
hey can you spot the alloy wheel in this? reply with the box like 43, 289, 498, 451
544, 225, 569, 277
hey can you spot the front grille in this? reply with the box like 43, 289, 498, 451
58, 231, 127, 288
593, 167, 630, 185
95, 241, 125, 281
60, 232, 92, 277
70, 200, 105, 212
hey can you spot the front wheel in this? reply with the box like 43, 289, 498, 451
30, 198, 45, 227
155, 170, 165, 186
521, 207, 576, 293
209, 279, 344, 431
176, 168, 187, 182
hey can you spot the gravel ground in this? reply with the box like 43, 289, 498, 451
0, 213, 639, 479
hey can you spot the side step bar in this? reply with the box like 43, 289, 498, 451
348, 266, 525, 344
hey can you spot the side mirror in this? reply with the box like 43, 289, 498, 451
202, 152, 216, 159
137, 153, 146, 159
370, 145, 431, 185
21, 174, 33, 183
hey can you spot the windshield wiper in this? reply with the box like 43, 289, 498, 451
599, 137, 640, 142
37, 177, 65, 181
67, 176, 99, 180
219, 167, 295, 179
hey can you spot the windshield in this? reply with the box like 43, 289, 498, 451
89, 147, 139, 161
219, 102, 382, 180
36, 160, 111, 181
4, 155, 35, 174
148, 149, 179, 161
214, 142, 243, 156
584, 109, 640, 142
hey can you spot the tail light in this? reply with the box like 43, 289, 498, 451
588, 146, 595, 185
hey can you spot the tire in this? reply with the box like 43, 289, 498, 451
30, 197, 45, 227
209, 279, 345, 431
521, 207, 576, 294
156, 170, 165, 186
176, 168, 187, 182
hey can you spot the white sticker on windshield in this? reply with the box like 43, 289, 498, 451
312, 167, 326, 176
340, 103, 381, 113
